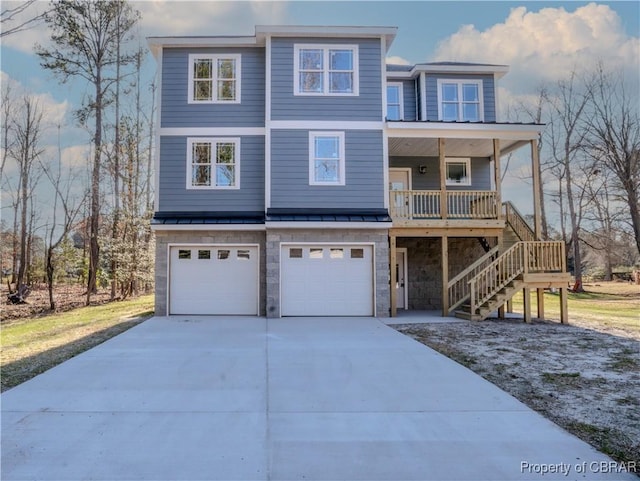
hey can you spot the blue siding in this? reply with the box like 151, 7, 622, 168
271, 38, 383, 121
271, 130, 384, 208
425, 74, 496, 122
158, 135, 265, 211
161, 47, 265, 128
389, 156, 492, 190
401, 79, 416, 121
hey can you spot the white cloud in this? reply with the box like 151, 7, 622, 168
432, 3, 640, 95
386, 55, 411, 66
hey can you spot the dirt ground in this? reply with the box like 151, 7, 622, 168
395, 308, 640, 467
1, 283, 113, 322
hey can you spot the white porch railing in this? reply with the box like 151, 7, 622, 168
389, 190, 498, 220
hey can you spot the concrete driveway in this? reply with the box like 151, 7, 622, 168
2, 316, 635, 480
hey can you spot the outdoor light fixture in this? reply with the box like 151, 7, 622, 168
419, 165, 427, 174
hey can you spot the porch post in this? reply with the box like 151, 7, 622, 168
537, 288, 545, 320
493, 139, 502, 220
523, 288, 531, 323
390, 234, 397, 317
439, 138, 447, 219
441, 235, 449, 317
560, 287, 568, 324
531, 139, 542, 239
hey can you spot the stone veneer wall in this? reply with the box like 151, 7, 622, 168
154, 230, 267, 316
266, 228, 390, 318
397, 237, 490, 310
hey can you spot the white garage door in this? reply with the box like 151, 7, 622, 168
169, 245, 259, 315
281, 245, 374, 316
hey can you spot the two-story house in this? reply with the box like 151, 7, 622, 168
148, 25, 570, 322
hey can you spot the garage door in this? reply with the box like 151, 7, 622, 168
281, 245, 374, 316
169, 245, 259, 315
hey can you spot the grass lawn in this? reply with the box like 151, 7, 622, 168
1, 295, 154, 391
508, 283, 639, 336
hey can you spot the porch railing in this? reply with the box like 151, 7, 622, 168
389, 190, 498, 220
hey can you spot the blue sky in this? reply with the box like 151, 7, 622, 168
1, 0, 639, 220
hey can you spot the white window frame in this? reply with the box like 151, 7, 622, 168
386, 82, 404, 120
436, 79, 484, 122
186, 137, 240, 190
445, 157, 472, 186
294, 44, 359, 96
188, 53, 241, 104
308, 131, 346, 186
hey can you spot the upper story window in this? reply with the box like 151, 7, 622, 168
187, 137, 240, 189
445, 158, 471, 186
188, 54, 241, 104
386, 82, 404, 120
294, 44, 359, 96
309, 131, 345, 185
437, 79, 483, 122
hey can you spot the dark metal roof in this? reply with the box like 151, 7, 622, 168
266, 208, 391, 223
386, 64, 413, 72
152, 211, 265, 225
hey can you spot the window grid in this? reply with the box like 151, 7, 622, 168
188, 54, 240, 104
294, 44, 358, 96
437, 79, 483, 122
186, 138, 240, 190
309, 131, 345, 186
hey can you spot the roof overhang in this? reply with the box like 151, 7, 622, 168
387, 63, 509, 80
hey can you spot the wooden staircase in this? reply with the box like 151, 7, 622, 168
448, 202, 567, 321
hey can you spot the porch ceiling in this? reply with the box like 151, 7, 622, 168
388, 137, 527, 158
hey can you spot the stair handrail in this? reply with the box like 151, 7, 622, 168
447, 245, 500, 314
503, 201, 537, 242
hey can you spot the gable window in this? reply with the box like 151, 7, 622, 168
437, 79, 483, 121
309, 131, 345, 186
386, 82, 404, 120
187, 137, 240, 189
188, 54, 241, 104
445, 158, 471, 186
294, 44, 359, 96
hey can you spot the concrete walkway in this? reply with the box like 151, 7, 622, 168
2, 316, 635, 480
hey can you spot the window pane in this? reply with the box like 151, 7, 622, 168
193, 143, 211, 164
329, 50, 352, 70
192, 165, 211, 186
194, 59, 212, 79
217, 59, 235, 79
442, 83, 458, 101
198, 250, 211, 260
237, 250, 250, 260
315, 136, 339, 159
315, 159, 339, 182
217, 143, 235, 164
178, 250, 191, 259
387, 85, 399, 103
387, 105, 400, 121
309, 248, 323, 259
330, 248, 344, 259
216, 165, 235, 186
194, 80, 212, 101
300, 72, 322, 92
217, 250, 230, 260
462, 103, 479, 121
442, 103, 458, 121
462, 84, 478, 102
350, 248, 364, 259
289, 248, 303, 258
447, 163, 467, 183
329, 72, 352, 93
217, 80, 235, 100
300, 49, 323, 70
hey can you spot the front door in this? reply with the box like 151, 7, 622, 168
389, 168, 411, 218
395, 248, 407, 310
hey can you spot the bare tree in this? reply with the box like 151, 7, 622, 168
36, 0, 139, 304
0, 0, 49, 38
585, 65, 640, 257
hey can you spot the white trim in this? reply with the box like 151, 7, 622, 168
167, 242, 260, 316
382, 129, 389, 209
386, 81, 404, 121
160, 127, 265, 136
414, 63, 508, 77
494, 73, 501, 122
445, 157, 472, 186
152, 224, 266, 232
148, 37, 259, 58
154, 48, 163, 211
279, 241, 377, 317
266, 222, 392, 229
436, 78, 484, 122
186, 137, 240, 190
271, 120, 382, 130
293, 44, 359, 96
386, 122, 544, 140
187, 53, 241, 104
265, 34, 272, 209
256, 24, 397, 42
386, 71, 413, 80
380, 36, 388, 122
396, 247, 409, 310
420, 72, 427, 121
308, 131, 346, 186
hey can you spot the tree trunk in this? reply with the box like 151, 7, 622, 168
564, 159, 584, 292
87, 77, 102, 304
